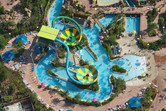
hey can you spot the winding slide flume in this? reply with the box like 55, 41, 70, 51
38, 16, 99, 85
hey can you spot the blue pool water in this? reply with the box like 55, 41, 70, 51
36, 0, 146, 101
126, 17, 140, 33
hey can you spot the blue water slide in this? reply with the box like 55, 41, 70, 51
125, 0, 130, 7
129, 0, 136, 7
55, 38, 83, 85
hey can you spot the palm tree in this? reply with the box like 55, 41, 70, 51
54, 86, 60, 91
62, 90, 69, 97
74, 93, 82, 101
148, 22, 157, 30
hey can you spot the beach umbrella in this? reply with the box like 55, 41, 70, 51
93, 98, 97, 102
41, 82, 45, 87
99, 36, 104, 39
129, 96, 141, 108
89, 62, 94, 65
141, 73, 146, 77
132, 30, 136, 34
44, 17, 48, 20
2, 50, 15, 61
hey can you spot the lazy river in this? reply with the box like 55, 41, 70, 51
36, 0, 146, 101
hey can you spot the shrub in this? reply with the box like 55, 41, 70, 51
141, 86, 156, 108
58, 52, 65, 58
8, 83, 17, 95
74, 93, 82, 101
0, 35, 6, 49
138, 38, 149, 49
47, 68, 55, 76
4, 96, 13, 103
29, 93, 38, 103
14, 48, 25, 58
111, 64, 127, 73
162, 108, 166, 111
0, 6, 5, 14
88, 82, 99, 91
13, 41, 24, 48
79, 59, 89, 66
111, 75, 126, 91
159, 17, 165, 28
148, 29, 157, 37
0, 68, 9, 81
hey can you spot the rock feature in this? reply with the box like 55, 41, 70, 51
25, 8, 32, 17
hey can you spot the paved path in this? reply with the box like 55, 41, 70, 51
149, 48, 166, 111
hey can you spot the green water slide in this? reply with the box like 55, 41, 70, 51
52, 16, 83, 46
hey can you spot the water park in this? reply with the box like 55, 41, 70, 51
0, 0, 166, 111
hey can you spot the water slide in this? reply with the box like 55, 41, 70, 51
60, 28, 82, 46
129, 0, 136, 7
125, 0, 130, 7
55, 38, 98, 85
52, 16, 98, 85
77, 45, 82, 51
55, 38, 83, 84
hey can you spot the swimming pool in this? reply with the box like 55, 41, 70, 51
126, 16, 140, 33
98, 0, 120, 6
36, 0, 146, 102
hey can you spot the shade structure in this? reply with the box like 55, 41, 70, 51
89, 62, 94, 65
141, 73, 146, 77
2, 50, 15, 61
99, 36, 104, 39
93, 98, 97, 102
16, 35, 27, 44
60, 28, 82, 46
129, 97, 141, 108
41, 82, 45, 87
132, 30, 136, 34
37, 25, 59, 40
76, 65, 98, 85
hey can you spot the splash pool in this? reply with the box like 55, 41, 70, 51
36, 0, 146, 101
126, 16, 140, 33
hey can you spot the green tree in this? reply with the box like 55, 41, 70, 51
0, 35, 6, 49
159, 17, 165, 27
74, 93, 82, 101
62, 90, 69, 97
29, 93, 37, 103
0, 6, 5, 14
148, 22, 157, 30
8, 83, 17, 95
162, 108, 166, 111
14, 41, 24, 48
54, 86, 60, 91
0, 68, 9, 81
162, 33, 166, 44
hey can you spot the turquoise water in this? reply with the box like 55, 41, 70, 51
126, 17, 140, 33
36, 0, 146, 101
98, 0, 120, 6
